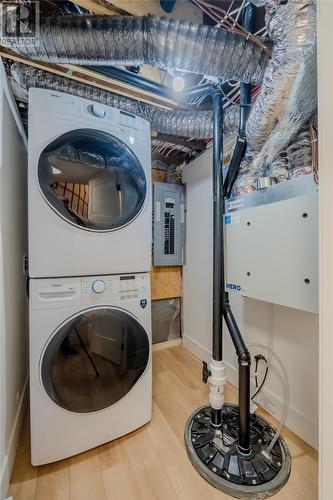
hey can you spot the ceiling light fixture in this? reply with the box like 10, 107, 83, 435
172, 76, 185, 92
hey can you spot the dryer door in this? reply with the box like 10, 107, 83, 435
41, 307, 150, 413
38, 129, 147, 231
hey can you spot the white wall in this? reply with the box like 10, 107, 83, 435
182, 149, 319, 448
0, 62, 28, 499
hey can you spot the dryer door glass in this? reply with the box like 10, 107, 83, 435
38, 129, 147, 231
41, 308, 150, 413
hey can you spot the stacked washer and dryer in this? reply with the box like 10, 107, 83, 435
28, 88, 152, 465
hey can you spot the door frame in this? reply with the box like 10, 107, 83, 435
318, 2, 333, 498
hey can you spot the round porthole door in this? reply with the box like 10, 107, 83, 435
38, 129, 147, 231
41, 308, 150, 413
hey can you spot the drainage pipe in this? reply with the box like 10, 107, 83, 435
223, 302, 251, 453
209, 87, 225, 429
212, 88, 224, 363
89, 67, 217, 105
87, 65, 176, 100
223, 3, 256, 198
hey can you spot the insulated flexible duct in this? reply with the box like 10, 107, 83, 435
232, 124, 314, 195
11, 63, 239, 139
233, 0, 316, 193
7, 5, 316, 183
4, 14, 267, 84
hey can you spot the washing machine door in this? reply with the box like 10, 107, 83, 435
41, 307, 150, 413
38, 129, 147, 231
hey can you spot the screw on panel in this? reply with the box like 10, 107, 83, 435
302, 213, 308, 219
247, 272, 251, 277
304, 278, 310, 284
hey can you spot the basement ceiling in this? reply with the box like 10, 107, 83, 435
2, 0, 267, 167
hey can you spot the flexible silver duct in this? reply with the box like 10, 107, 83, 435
4, 14, 267, 84
7, 5, 316, 186
235, 0, 316, 192
232, 124, 314, 196
284, 125, 313, 179
11, 63, 239, 139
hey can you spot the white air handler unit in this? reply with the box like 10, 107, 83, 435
225, 176, 319, 314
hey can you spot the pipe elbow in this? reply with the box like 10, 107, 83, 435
239, 351, 251, 364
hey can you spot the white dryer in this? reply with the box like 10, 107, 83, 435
29, 273, 151, 465
28, 88, 151, 278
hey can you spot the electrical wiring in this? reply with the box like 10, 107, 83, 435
251, 355, 269, 401
194, 0, 271, 56
186, 1, 264, 112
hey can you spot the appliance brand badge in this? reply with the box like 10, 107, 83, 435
140, 299, 147, 308
226, 283, 242, 292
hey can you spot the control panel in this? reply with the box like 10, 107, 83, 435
153, 182, 185, 266
29, 89, 150, 137
31, 273, 150, 309
82, 273, 149, 303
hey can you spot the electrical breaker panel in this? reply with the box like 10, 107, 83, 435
153, 182, 185, 266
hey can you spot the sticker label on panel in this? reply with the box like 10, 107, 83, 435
180, 204, 185, 224
155, 202, 161, 222
226, 199, 244, 211
225, 213, 240, 225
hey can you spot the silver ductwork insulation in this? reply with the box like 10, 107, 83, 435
234, 0, 316, 193
232, 125, 314, 196
4, 14, 267, 84
7, 5, 315, 188
285, 126, 313, 179
10, 62, 239, 139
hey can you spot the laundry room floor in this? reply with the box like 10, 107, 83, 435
8, 344, 317, 500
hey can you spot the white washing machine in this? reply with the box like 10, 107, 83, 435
28, 88, 151, 278
29, 273, 152, 465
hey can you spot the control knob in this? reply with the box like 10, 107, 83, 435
90, 104, 106, 118
92, 279, 106, 294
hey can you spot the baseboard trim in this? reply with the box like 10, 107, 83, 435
182, 335, 210, 363
0, 377, 28, 500
182, 335, 317, 449
152, 338, 182, 351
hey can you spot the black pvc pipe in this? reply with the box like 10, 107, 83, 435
223, 302, 251, 452
88, 65, 175, 99
88, 66, 215, 104
223, 3, 256, 198
223, 137, 247, 197
238, 360, 251, 453
183, 83, 215, 100
212, 89, 224, 364
223, 304, 250, 360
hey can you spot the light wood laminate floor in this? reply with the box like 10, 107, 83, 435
8, 344, 318, 500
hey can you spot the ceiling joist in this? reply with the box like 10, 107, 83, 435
71, 0, 119, 15
0, 47, 179, 110
73, 0, 203, 22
